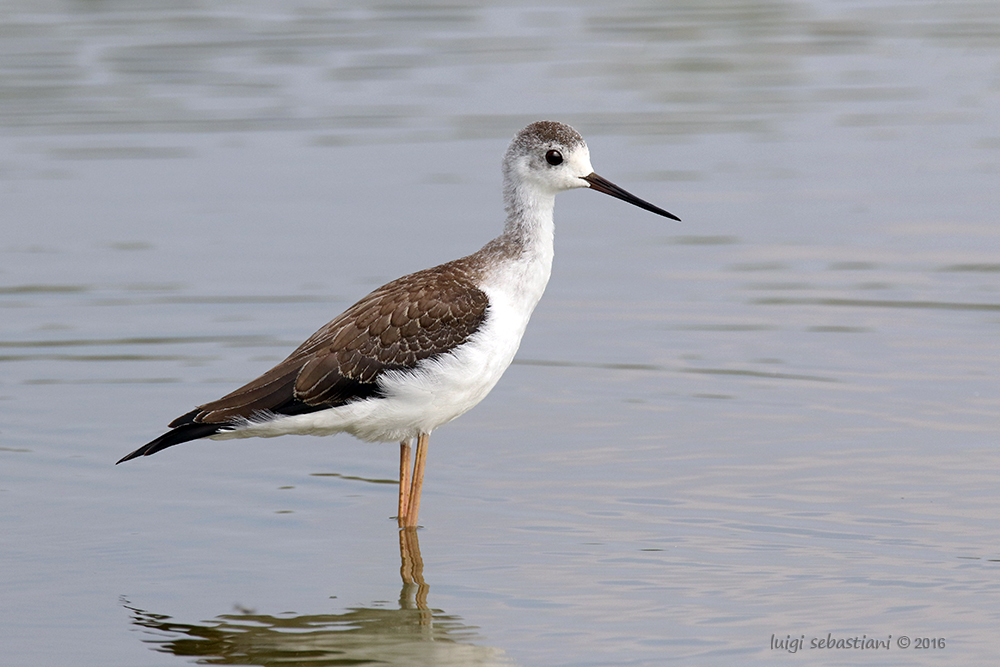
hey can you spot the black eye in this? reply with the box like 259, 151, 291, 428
545, 149, 563, 166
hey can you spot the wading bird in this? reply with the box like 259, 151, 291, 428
117, 121, 679, 528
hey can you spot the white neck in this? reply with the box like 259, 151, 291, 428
476, 176, 556, 316
503, 177, 555, 252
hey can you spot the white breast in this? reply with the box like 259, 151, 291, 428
340, 250, 553, 442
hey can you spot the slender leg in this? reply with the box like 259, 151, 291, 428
403, 432, 429, 528
397, 439, 412, 528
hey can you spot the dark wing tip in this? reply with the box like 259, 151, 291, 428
116, 448, 144, 465
116, 421, 225, 465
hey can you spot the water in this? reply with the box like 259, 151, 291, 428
2, 1, 1000, 665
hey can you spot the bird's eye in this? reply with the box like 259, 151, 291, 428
545, 149, 563, 166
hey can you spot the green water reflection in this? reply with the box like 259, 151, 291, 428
122, 530, 512, 667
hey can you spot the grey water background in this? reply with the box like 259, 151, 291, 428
2, 1, 999, 665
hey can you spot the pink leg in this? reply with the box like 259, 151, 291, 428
403, 433, 429, 528
397, 439, 412, 527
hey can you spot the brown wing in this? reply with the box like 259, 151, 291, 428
172, 260, 489, 427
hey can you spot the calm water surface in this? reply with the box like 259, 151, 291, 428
2, 2, 1000, 665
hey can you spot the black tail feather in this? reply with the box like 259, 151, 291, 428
117, 421, 225, 464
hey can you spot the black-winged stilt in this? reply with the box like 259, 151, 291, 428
117, 121, 679, 528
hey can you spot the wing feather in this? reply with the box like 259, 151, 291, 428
158, 258, 488, 430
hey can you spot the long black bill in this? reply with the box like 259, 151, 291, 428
582, 172, 680, 221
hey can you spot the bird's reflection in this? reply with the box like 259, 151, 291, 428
122, 529, 511, 666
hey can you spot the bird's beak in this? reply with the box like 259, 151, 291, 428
582, 173, 680, 221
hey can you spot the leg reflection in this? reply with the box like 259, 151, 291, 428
398, 527, 430, 619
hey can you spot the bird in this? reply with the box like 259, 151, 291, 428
117, 120, 679, 528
